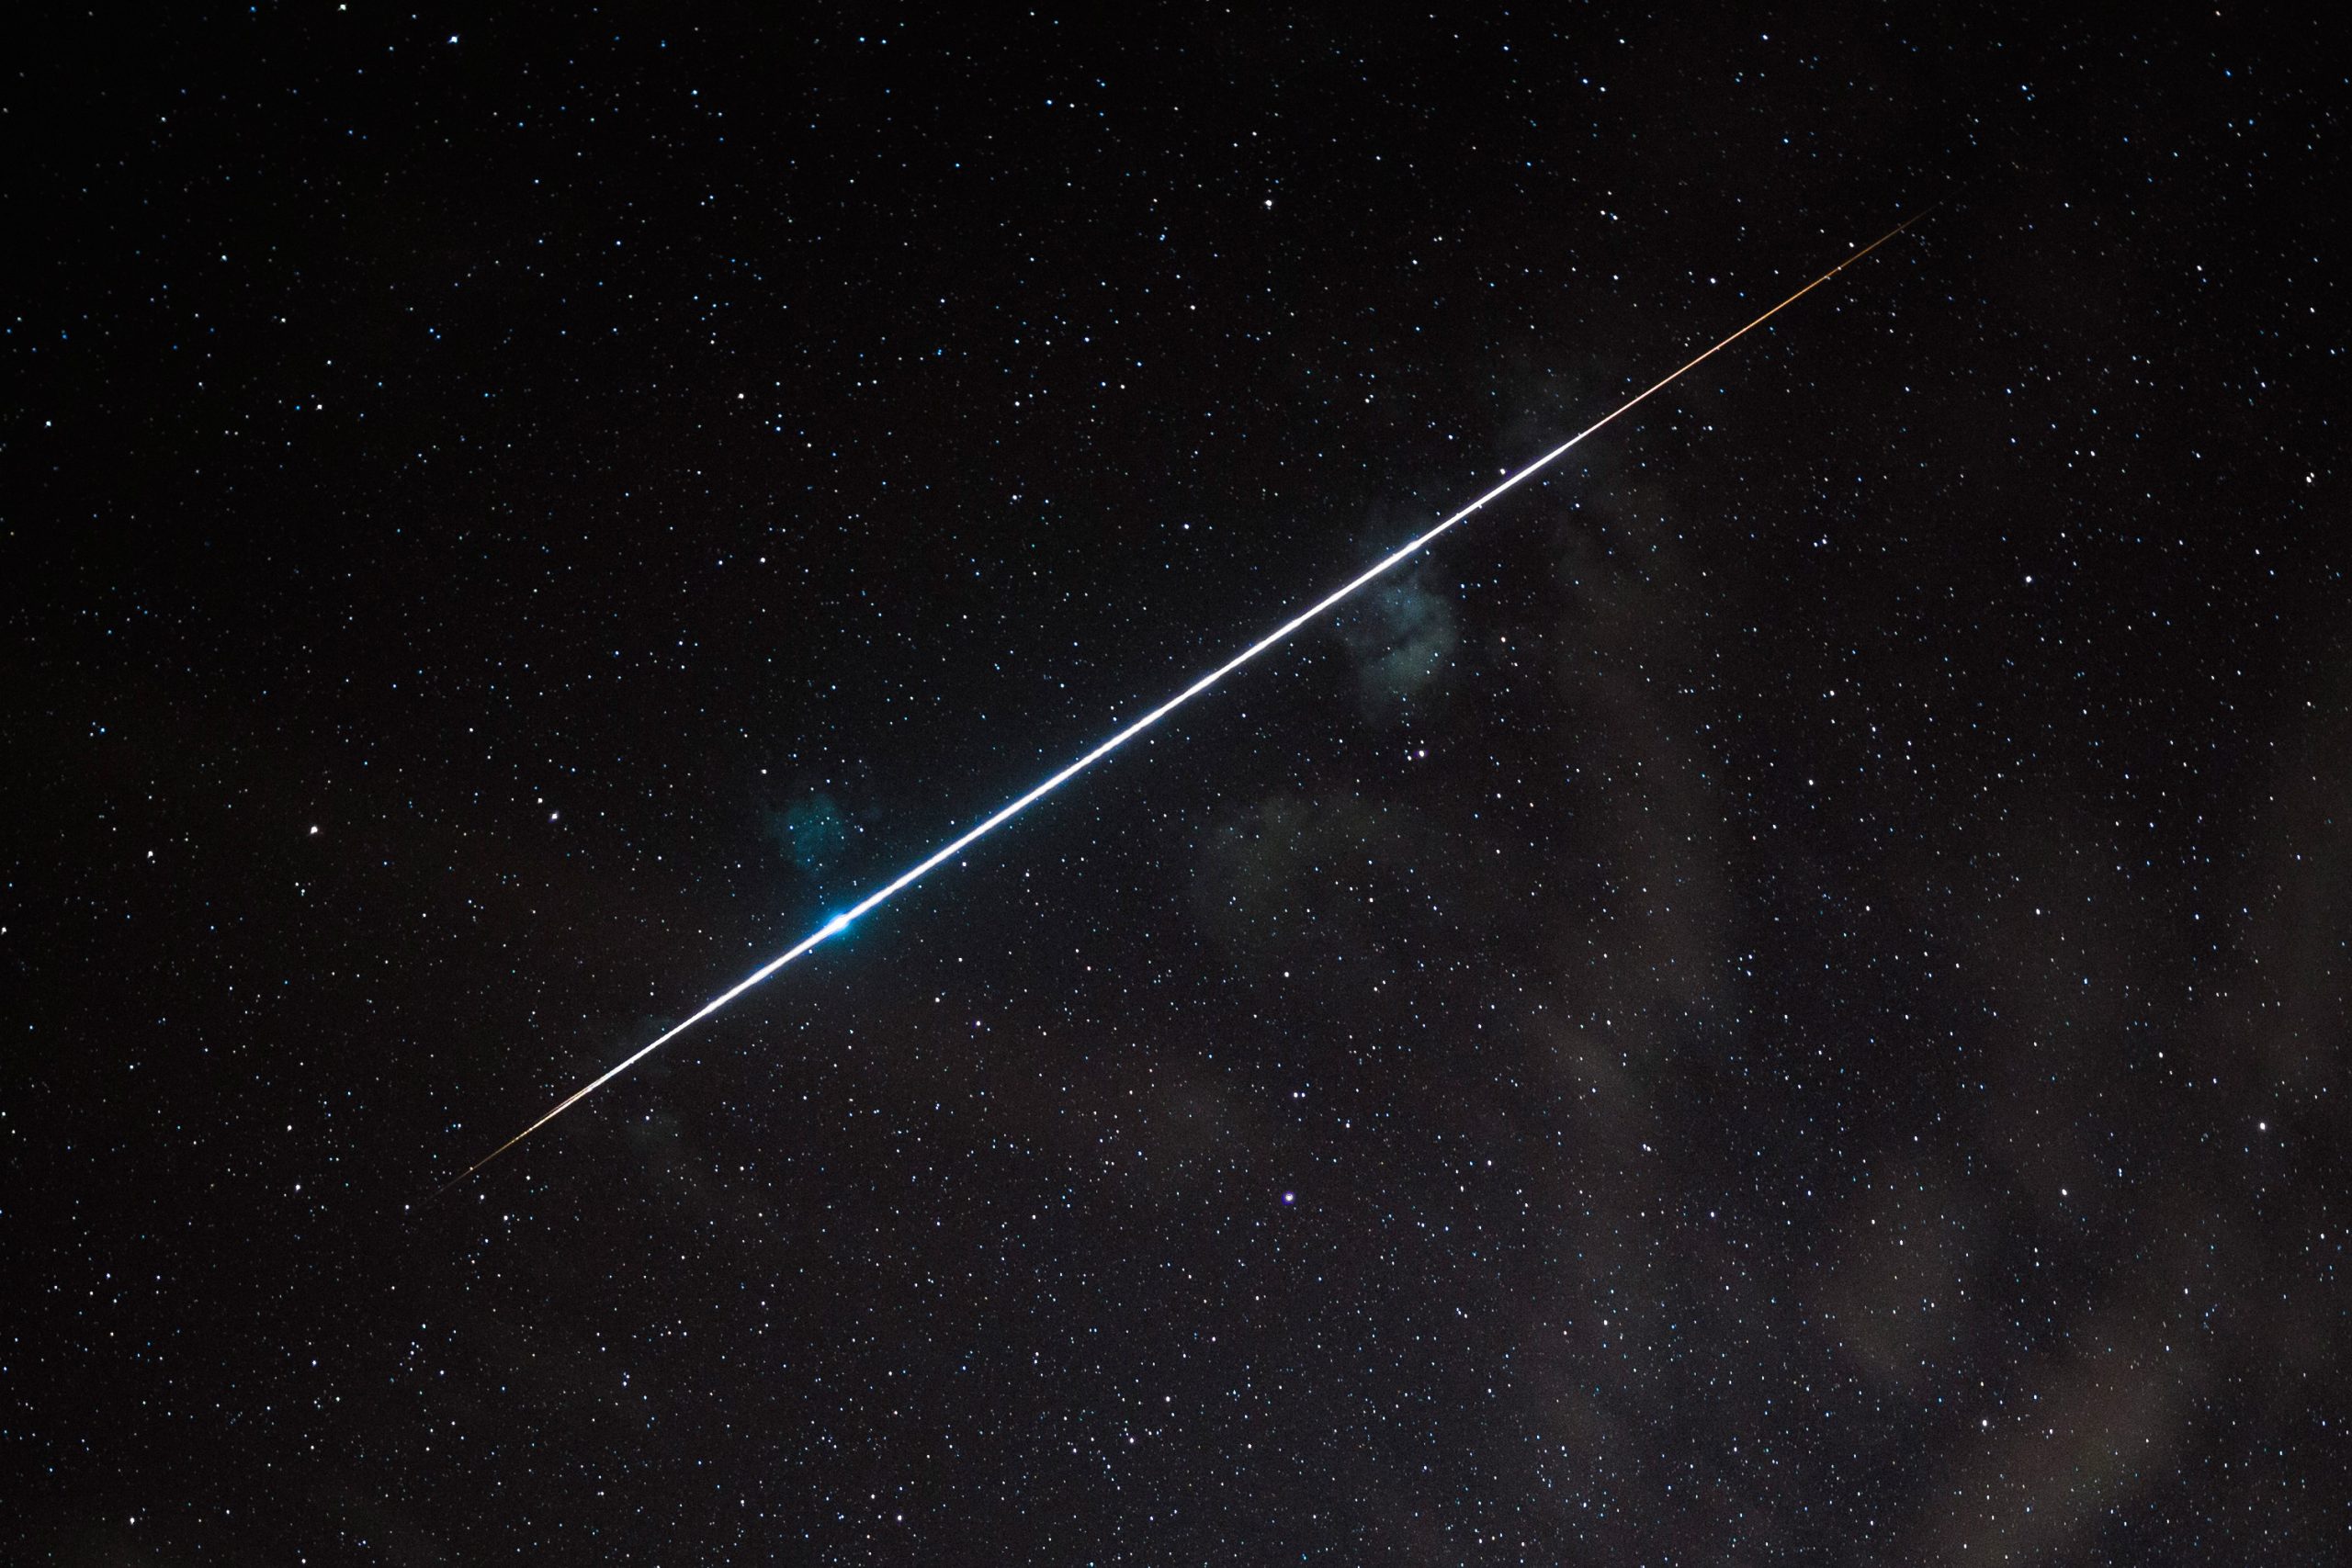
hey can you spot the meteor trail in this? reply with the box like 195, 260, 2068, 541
441, 210, 1932, 1193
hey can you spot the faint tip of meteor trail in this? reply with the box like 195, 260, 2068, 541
435, 205, 1938, 1198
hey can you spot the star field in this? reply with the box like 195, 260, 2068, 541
6, 6, 2346, 1562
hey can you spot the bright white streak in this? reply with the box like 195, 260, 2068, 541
445, 211, 1928, 1191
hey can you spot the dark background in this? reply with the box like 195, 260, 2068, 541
6, 4, 2346, 1562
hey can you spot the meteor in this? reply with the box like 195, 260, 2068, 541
441, 210, 1932, 1193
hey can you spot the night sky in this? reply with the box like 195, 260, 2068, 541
8, 6, 2347, 1562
